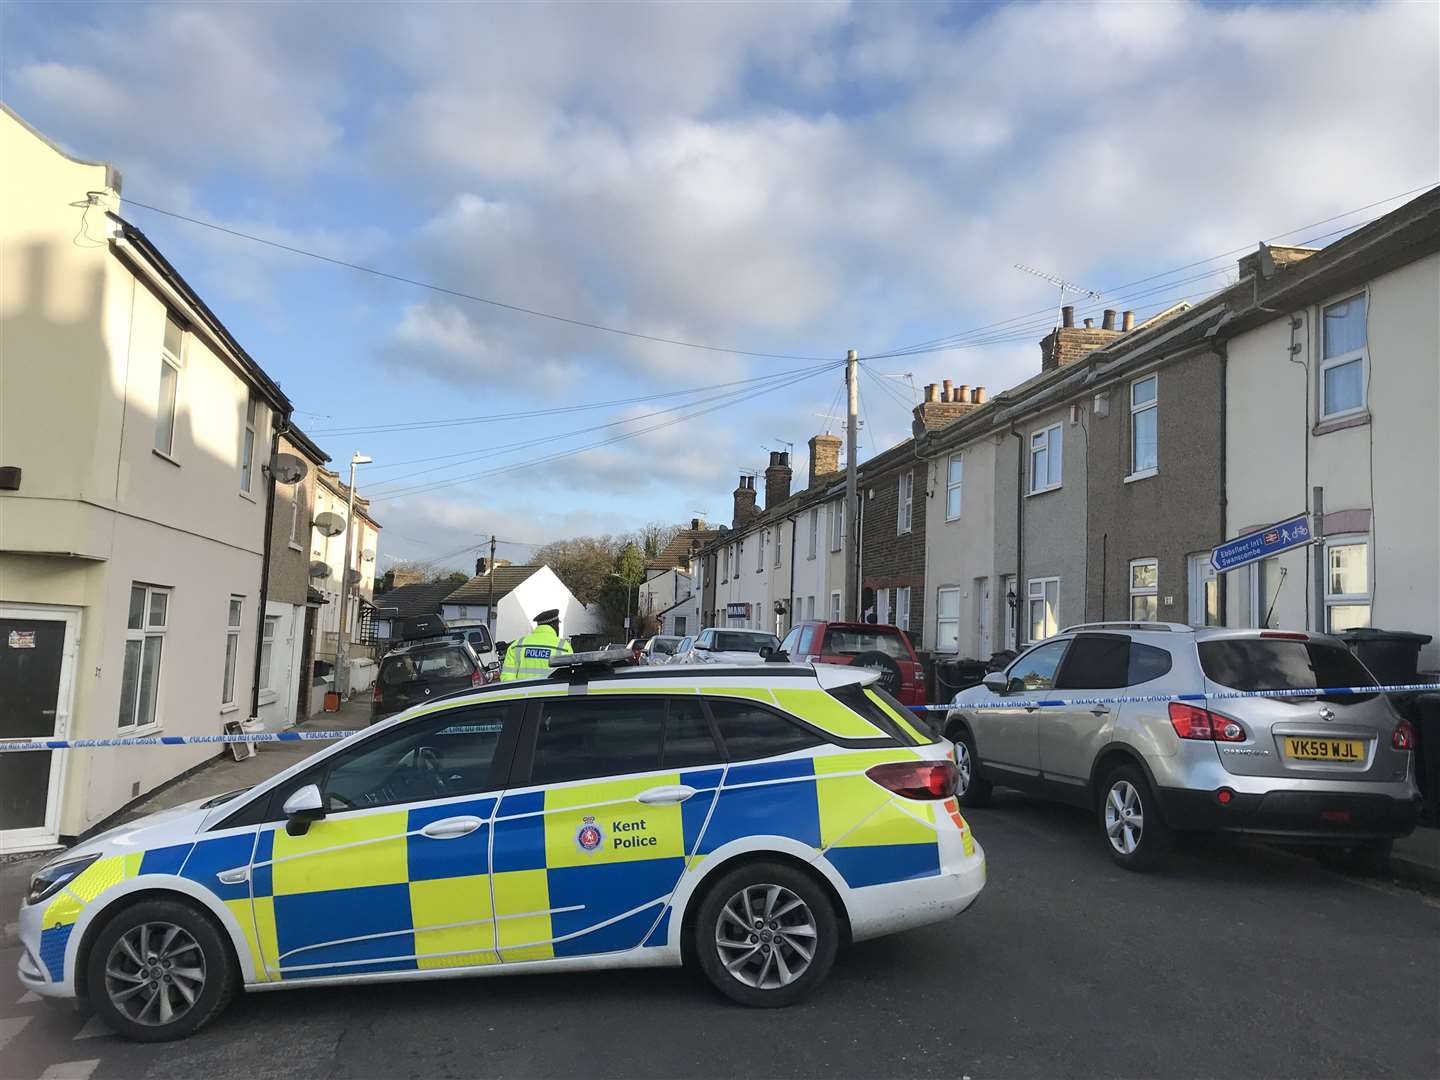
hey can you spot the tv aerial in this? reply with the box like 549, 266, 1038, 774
1013, 263, 1103, 328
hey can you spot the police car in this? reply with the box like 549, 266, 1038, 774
17, 651, 986, 1041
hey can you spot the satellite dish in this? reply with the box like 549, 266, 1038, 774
308, 560, 329, 578
362, 548, 376, 563
346, 568, 362, 585
268, 453, 308, 485
313, 511, 345, 537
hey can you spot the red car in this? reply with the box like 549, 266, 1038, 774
778, 621, 927, 706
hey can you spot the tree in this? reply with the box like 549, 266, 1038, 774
597, 543, 647, 638
533, 535, 624, 605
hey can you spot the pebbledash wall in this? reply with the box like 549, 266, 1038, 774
0, 105, 289, 845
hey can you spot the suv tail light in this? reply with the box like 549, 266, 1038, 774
865, 761, 957, 800
372, 684, 383, 703
1168, 702, 1246, 742
470, 670, 483, 688
1393, 718, 1416, 751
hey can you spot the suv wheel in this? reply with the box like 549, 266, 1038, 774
86, 898, 236, 1042
1099, 765, 1172, 871
951, 728, 992, 808
694, 862, 839, 1008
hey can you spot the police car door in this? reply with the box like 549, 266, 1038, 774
490, 694, 722, 961
248, 701, 518, 981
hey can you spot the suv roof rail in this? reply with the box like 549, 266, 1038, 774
1059, 621, 1194, 634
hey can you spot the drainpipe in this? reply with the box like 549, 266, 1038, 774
1216, 337, 1229, 625
787, 512, 799, 634
250, 414, 288, 724
1010, 423, 1025, 645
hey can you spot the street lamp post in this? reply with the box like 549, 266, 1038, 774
334, 451, 372, 699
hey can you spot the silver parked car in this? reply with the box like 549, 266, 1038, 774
672, 627, 782, 666
945, 623, 1421, 869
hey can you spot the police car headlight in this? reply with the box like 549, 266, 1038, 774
25, 853, 100, 906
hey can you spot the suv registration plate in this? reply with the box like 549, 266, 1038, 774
1284, 737, 1364, 762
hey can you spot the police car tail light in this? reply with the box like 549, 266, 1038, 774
1168, 702, 1246, 742
1392, 718, 1416, 751
866, 761, 957, 800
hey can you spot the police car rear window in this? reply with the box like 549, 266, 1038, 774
824, 684, 933, 746
704, 698, 824, 761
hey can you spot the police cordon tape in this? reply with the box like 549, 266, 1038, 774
906, 682, 1440, 712
1, 683, 1437, 751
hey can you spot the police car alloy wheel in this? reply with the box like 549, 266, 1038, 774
694, 862, 838, 1008
86, 899, 236, 1042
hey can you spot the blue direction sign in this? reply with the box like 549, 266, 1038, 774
1211, 513, 1312, 572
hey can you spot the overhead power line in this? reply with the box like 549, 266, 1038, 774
120, 198, 835, 363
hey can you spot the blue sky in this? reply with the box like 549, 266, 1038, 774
4, 1, 1436, 571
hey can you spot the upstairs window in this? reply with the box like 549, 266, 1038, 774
946, 454, 963, 521
1030, 424, 1062, 493
774, 524, 783, 567
240, 395, 258, 493
757, 529, 766, 572
897, 471, 914, 534
155, 316, 183, 455
1130, 374, 1158, 476
808, 508, 819, 558
1320, 293, 1367, 420
829, 502, 843, 551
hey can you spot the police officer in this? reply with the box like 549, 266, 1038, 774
499, 608, 573, 681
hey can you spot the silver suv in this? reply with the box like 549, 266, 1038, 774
946, 623, 1421, 869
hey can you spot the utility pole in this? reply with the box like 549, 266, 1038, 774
334, 451, 371, 700
844, 349, 859, 621
486, 534, 497, 638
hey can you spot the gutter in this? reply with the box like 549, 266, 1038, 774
1011, 421, 1025, 645
250, 416, 290, 723
786, 511, 799, 634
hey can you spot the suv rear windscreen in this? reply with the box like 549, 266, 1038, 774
1197, 638, 1378, 703
381, 646, 474, 685
822, 627, 908, 658
712, 632, 780, 652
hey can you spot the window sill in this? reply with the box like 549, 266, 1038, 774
151, 448, 181, 468
121, 722, 162, 738
238, 490, 258, 504
1025, 484, 1062, 498
219, 703, 240, 715
945, 514, 962, 524
288, 541, 304, 552
1313, 410, 1370, 436
1123, 468, 1159, 485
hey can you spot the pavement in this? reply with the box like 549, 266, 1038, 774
0, 699, 372, 950
1, 784, 1438, 1079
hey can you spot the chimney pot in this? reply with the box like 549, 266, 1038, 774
942, 378, 953, 402
1083, 317, 1094, 328
691, 517, 701, 530
1062, 305, 1075, 328
972, 386, 986, 404
1122, 310, 1135, 332
1102, 309, 1117, 331
924, 383, 939, 403
956, 383, 970, 403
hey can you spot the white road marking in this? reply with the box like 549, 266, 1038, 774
72, 1015, 111, 1040
0, 1015, 32, 1052
17, 991, 41, 1004
39, 1060, 100, 1080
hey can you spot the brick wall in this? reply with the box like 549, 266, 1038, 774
1040, 325, 1124, 371
859, 451, 928, 647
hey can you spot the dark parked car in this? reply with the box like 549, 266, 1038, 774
371, 639, 482, 723
779, 621, 927, 706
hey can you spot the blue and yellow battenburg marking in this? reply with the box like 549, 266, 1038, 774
31, 694, 963, 986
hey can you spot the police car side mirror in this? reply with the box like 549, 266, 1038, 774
759, 646, 774, 659
283, 783, 326, 836
982, 671, 1011, 695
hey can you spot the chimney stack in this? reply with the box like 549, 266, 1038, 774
690, 516, 703, 531
808, 433, 843, 489
1041, 306, 1127, 372
1062, 305, 1075, 328
732, 474, 759, 529
1102, 309, 1117, 331
1122, 310, 1135, 332
476, 557, 486, 577
764, 450, 793, 509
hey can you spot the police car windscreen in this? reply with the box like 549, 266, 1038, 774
713, 632, 781, 652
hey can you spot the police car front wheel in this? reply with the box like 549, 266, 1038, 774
86, 898, 237, 1042
695, 862, 839, 1007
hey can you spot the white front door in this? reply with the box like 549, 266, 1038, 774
0, 605, 80, 852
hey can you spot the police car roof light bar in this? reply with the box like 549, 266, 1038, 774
548, 647, 636, 681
